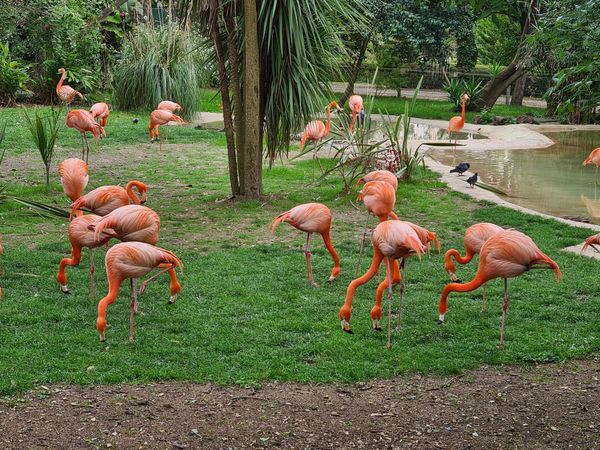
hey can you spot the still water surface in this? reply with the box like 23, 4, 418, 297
428, 131, 600, 222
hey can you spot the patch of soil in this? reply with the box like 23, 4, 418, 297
1, 358, 599, 449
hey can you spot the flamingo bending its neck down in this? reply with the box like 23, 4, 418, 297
70, 181, 148, 219
90, 103, 110, 137
583, 147, 600, 184
56, 68, 83, 108
57, 214, 111, 301
447, 93, 469, 155
58, 158, 89, 216
356, 169, 398, 191
339, 220, 425, 348
97, 241, 183, 341
438, 229, 562, 348
149, 110, 186, 151
348, 94, 364, 131
157, 100, 182, 112
66, 110, 101, 163
271, 203, 341, 287
444, 222, 504, 311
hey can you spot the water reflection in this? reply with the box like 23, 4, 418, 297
428, 130, 600, 222
371, 122, 486, 141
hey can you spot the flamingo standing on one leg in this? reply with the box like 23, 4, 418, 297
348, 94, 364, 131
583, 147, 600, 184
271, 203, 341, 287
90, 103, 110, 137
65, 110, 101, 164
70, 181, 148, 219
437, 229, 562, 348
300, 101, 341, 176
92, 204, 160, 245
96, 241, 183, 342
56, 68, 83, 108
444, 222, 504, 311
149, 110, 186, 151
157, 101, 182, 141
57, 214, 111, 301
339, 220, 425, 348
58, 158, 88, 217
447, 93, 469, 157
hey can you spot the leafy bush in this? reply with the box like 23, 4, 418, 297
22, 108, 60, 190
114, 24, 202, 119
444, 77, 483, 111
0, 43, 30, 105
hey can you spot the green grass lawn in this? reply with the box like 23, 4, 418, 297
0, 102, 596, 397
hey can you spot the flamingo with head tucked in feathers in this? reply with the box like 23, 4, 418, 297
56, 68, 83, 108
437, 229, 562, 348
91, 204, 160, 246
70, 181, 147, 219
149, 109, 186, 151
348, 94, 364, 131
58, 158, 88, 216
96, 241, 183, 342
339, 220, 425, 348
271, 203, 340, 287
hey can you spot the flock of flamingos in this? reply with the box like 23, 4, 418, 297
6, 68, 600, 349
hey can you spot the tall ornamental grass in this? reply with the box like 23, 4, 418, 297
113, 24, 201, 120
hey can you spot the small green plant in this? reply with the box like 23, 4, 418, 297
444, 77, 464, 108
0, 43, 30, 106
22, 108, 60, 191
478, 107, 496, 124
488, 62, 503, 79
444, 77, 484, 111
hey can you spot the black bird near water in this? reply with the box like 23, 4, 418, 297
466, 172, 478, 188
450, 162, 470, 175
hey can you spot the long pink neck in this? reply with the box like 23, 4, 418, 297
340, 248, 384, 321
321, 230, 340, 272
57, 71, 66, 92
324, 105, 332, 135
96, 276, 124, 333
444, 248, 475, 273
126, 182, 142, 204
460, 97, 467, 122
438, 274, 488, 315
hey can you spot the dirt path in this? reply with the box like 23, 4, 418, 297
1, 357, 599, 449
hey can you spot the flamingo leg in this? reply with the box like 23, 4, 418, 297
595, 166, 598, 186
80, 134, 86, 161
498, 278, 509, 348
354, 213, 371, 277
129, 278, 137, 342
139, 264, 177, 296
395, 258, 406, 332
84, 134, 91, 164
89, 248, 95, 304
481, 283, 487, 313
305, 232, 317, 287
385, 257, 394, 350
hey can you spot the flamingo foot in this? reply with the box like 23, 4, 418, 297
139, 282, 148, 295
340, 319, 353, 334
497, 342, 505, 349
327, 275, 337, 283
98, 331, 106, 342
437, 313, 445, 325
448, 272, 459, 282
372, 319, 382, 332
168, 294, 177, 304
309, 281, 319, 288
60, 285, 72, 295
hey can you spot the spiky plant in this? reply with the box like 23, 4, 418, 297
22, 108, 60, 191
113, 23, 202, 120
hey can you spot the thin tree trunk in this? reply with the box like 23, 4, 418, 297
212, 19, 240, 197
510, 75, 526, 106
242, 0, 261, 199
338, 34, 370, 107
223, 8, 246, 193
45, 164, 50, 191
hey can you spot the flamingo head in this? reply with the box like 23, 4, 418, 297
58, 68, 66, 74
328, 101, 342, 112
139, 185, 148, 204
462, 93, 469, 101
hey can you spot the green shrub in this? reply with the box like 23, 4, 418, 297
0, 43, 30, 106
444, 77, 483, 111
113, 24, 202, 119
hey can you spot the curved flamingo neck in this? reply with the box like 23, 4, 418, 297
57, 71, 66, 92
126, 181, 143, 204
324, 105, 332, 135
438, 274, 488, 315
322, 231, 340, 269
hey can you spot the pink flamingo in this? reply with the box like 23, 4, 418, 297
447, 93, 469, 155
271, 203, 341, 287
58, 158, 89, 216
149, 109, 186, 151
90, 102, 110, 137
583, 147, 600, 184
300, 101, 340, 150
438, 230, 562, 348
70, 181, 148, 219
96, 241, 183, 341
339, 220, 425, 348
355, 169, 398, 190
157, 100, 182, 112
92, 204, 160, 246
444, 222, 504, 311
57, 214, 111, 301
56, 68, 83, 108
348, 94, 364, 131
65, 110, 101, 163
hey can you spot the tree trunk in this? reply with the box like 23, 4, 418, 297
45, 164, 50, 191
223, 8, 246, 193
242, 0, 261, 199
338, 34, 371, 107
212, 19, 240, 197
510, 74, 526, 106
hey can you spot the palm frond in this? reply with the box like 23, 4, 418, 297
10, 197, 71, 219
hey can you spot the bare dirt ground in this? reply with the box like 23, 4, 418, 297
1, 357, 599, 449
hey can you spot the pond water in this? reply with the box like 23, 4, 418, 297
427, 130, 600, 223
